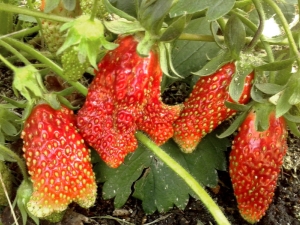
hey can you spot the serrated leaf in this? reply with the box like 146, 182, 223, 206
255, 58, 295, 71
218, 110, 249, 138
62, 0, 76, 11
255, 83, 284, 95
159, 15, 187, 42
95, 144, 153, 208
171, 18, 220, 77
96, 130, 229, 213
169, 0, 235, 21
224, 15, 245, 59
192, 51, 232, 76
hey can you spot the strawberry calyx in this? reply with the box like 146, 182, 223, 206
57, 15, 118, 69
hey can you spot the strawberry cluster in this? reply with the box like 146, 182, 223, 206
77, 35, 181, 168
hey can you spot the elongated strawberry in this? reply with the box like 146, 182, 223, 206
21, 104, 97, 218
77, 35, 181, 168
229, 110, 287, 223
173, 63, 253, 153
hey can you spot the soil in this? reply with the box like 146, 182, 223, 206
0, 70, 300, 225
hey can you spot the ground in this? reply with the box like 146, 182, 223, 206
0, 69, 300, 225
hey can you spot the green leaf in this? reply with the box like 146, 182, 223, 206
171, 18, 220, 77
169, 0, 235, 21
103, 0, 136, 21
192, 51, 232, 76
138, 0, 173, 35
255, 83, 284, 95
288, 80, 300, 105
286, 120, 300, 137
217, 110, 249, 138
224, 15, 246, 59
159, 15, 187, 42
44, 0, 60, 13
0, 119, 18, 136
62, 0, 76, 11
95, 130, 229, 213
255, 58, 295, 71
0, 144, 17, 162
103, 19, 144, 34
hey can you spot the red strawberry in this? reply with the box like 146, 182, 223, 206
173, 63, 253, 153
21, 104, 97, 218
77, 35, 181, 168
229, 110, 287, 223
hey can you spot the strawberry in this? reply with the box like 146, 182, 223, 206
173, 63, 253, 153
77, 35, 181, 168
40, 0, 81, 53
21, 104, 97, 218
61, 46, 90, 81
229, 110, 287, 223
0, 161, 13, 206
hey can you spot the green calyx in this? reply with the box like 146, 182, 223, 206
12, 65, 45, 102
57, 15, 118, 69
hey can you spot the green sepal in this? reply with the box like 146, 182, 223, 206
224, 15, 246, 60
284, 112, 300, 123
0, 119, 18, 137
103, 19, 144, 34
136, 31, 156, 57
12, 65, 45, 103
0, 144, 17, 162
255, 57, 295, 71
158, 42, 182, 78
42, 93, 61, 110
57, 15, 117, 69
103, 0, 136, 21
254, 83, 284, 95
286, 119, 300, 137
159, 15, 187, 42
217, 110, 249, 138
14, 180, 40, 225
250, 84, 268, 103
288, 79, 300, 105
192, 50, 232, 76
210, 21, 225, 49
224, 101, 252, 112
137, 0, 173, 36
253, 103, 274, 132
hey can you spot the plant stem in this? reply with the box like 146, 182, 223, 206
246, 0, 265, 51
0, 54, 18, 72
0, 40, 31, 65
0, 144, 28, 181
90, 0, 98, 21
135, 131, 231, 225
234, 0, 252, 8
0, 3, 73, 23
264, 0, 300, 67
0, 26, 39, 40
2, 37, 88, 96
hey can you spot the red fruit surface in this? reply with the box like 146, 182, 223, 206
77, 35, 181, 168
173, 63, 253, 153
21, 104, 97, 218
229, 110, 287, 223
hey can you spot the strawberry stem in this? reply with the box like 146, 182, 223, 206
89, 0, 98, 21
0, 40, 31, 66
0, 144, 28, 181
2, 37, 88, 96
135, 131, 231, 225
0, 54, 18, 72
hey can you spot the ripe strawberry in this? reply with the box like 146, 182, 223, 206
77, 35, 181, 168
61, 46, 90, 81
173, 63, 253, 153
21, 104, 97, 218
229, 110, 287, 223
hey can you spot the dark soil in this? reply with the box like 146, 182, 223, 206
0, 71, 300, 225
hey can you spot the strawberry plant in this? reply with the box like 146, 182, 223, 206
0, 0, 300, 224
